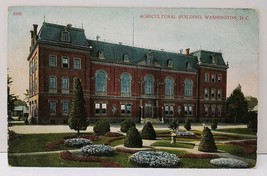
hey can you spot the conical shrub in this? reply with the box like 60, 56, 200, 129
120, 119, 135, 132
141, 122, 156, 140
124, 126, 142, 148
198, 127, 217, 152
184, 117, 191, 131
211, 119, 218, 130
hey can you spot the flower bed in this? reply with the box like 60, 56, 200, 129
129, 151, 180, 168
81, 144, 115, 156
176, 130, 195, 136
64, 138, 92, 147
210, 158, 250, 168
105, 132, 124, 137
46, 140, 64, 150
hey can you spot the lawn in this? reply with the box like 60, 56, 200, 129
152, 140, 195, 149
216, 128, 257, 136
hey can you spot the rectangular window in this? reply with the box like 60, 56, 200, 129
61, 31, 69, 42
62, 101, 69, 115
74, 58, 81, 69
217, 106, 222, 116
184, 105, 193, 116
217, 75, 222, 83
95, 103, 107, 115
211, 75, 216, 83
164, 105, 174, 116
62, 57, 69, 68
211, 105, 216, 116
204, 88, 209, 98
217, 89, 221, 98
121, 104, 132, 115
211, 89, 215, 98
50, 101, 56, 115
204, 73, 209, 82
205, 105, 209, 116
49, 55, 57, 67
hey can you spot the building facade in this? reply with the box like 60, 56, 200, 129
27, 22, 228, 124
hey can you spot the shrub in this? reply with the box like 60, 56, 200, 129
81, 144, 115, 156
129, 151, 180, 168
167, 119, 179, 130
198, 127, 217, 152
64, 138, 92, 147
211, 119, 218, 130
184, 117, 191, 131
210, 158, 249, 168
124, 126, 142, 148
93, 119, 110, 135
141, 122, 156, 140
120, 119, 136, 133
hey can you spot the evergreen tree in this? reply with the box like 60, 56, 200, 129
184, 117, 191, 131
124, 126, 143, 148
226, 84, 248, 123
141, 122, 156, 140
198, 127, 217, 152
7, 74, 17, 123
68, 78, 88, 136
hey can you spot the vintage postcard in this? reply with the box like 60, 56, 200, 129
7, 7, 258, 168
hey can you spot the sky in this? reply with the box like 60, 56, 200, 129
7, 7, 258, 99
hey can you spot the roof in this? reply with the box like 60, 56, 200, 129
88, 40, 199, 71
38, 22, 89, 47
192, 50, 228, 68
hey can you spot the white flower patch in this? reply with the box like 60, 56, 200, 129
176, 130, 195, 136
64, 138, 92, 147
130, 151, 180, 168
81, 144, 114, 156
210, 158, 250, 168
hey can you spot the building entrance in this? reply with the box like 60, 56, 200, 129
144, 103, 153, 118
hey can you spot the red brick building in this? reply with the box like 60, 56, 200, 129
27, 22, 228, 124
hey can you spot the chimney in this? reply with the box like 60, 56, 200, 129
33, 24, 38, 35
186, 48, 190, 55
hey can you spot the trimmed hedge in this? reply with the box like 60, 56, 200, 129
184, 117, 191, 131
124, 126, 142, 148
211, 119, 218, 130
120, 119, 136, 133
141, 122, 156, 140
198, 127, 217, 152
93, 119, 110, 135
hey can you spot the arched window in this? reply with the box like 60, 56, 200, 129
95, 70, 107, 93
144, 75, 154, 95
121, 73, 131, 96
165, 77, 174, 96
184, 79, 193, 97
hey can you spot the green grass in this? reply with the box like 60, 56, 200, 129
217, 144, 257, 160
216, 128, 257, 135
152, 140, 195, 149
180, 158, 215, 168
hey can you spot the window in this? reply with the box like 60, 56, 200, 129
123, 54, 129, 62
205, 73, 209, 82
146, 52, 153, 65
121, 104, 132, 115
95, 70, 107, 94
217, 74, 222, 83
61, 31, 70, 42
211, 89, 215, 98
217, 89, 222, 99
167, 60, 173, 67
144, 75, 154, 95
184, 79, 193, 97
165, 77, 174, 97
62, 57, 69, 68
184, 105, 193, 116
49, 55, 57, 67
204, 105, 209, 116
95, 103, 107, 115
164, 105, 174, 116
61, 77, 69, 93
98, 50, 105, 60
49, 76, 57, 93
121, 73, 131, 96
204, 88, 209, 98
74, 58, 81, 69
211, 75, 216, 83
50, 101, 56, 115
62, 101, 69, 115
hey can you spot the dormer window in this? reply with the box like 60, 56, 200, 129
211, 55, 217, 64
186, 62, 192, 69
146, 50, 153, 65
123, 54, 129, 62
167, 60, 173, 67
61, 31, 70, 42
98, 50, 105, 60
